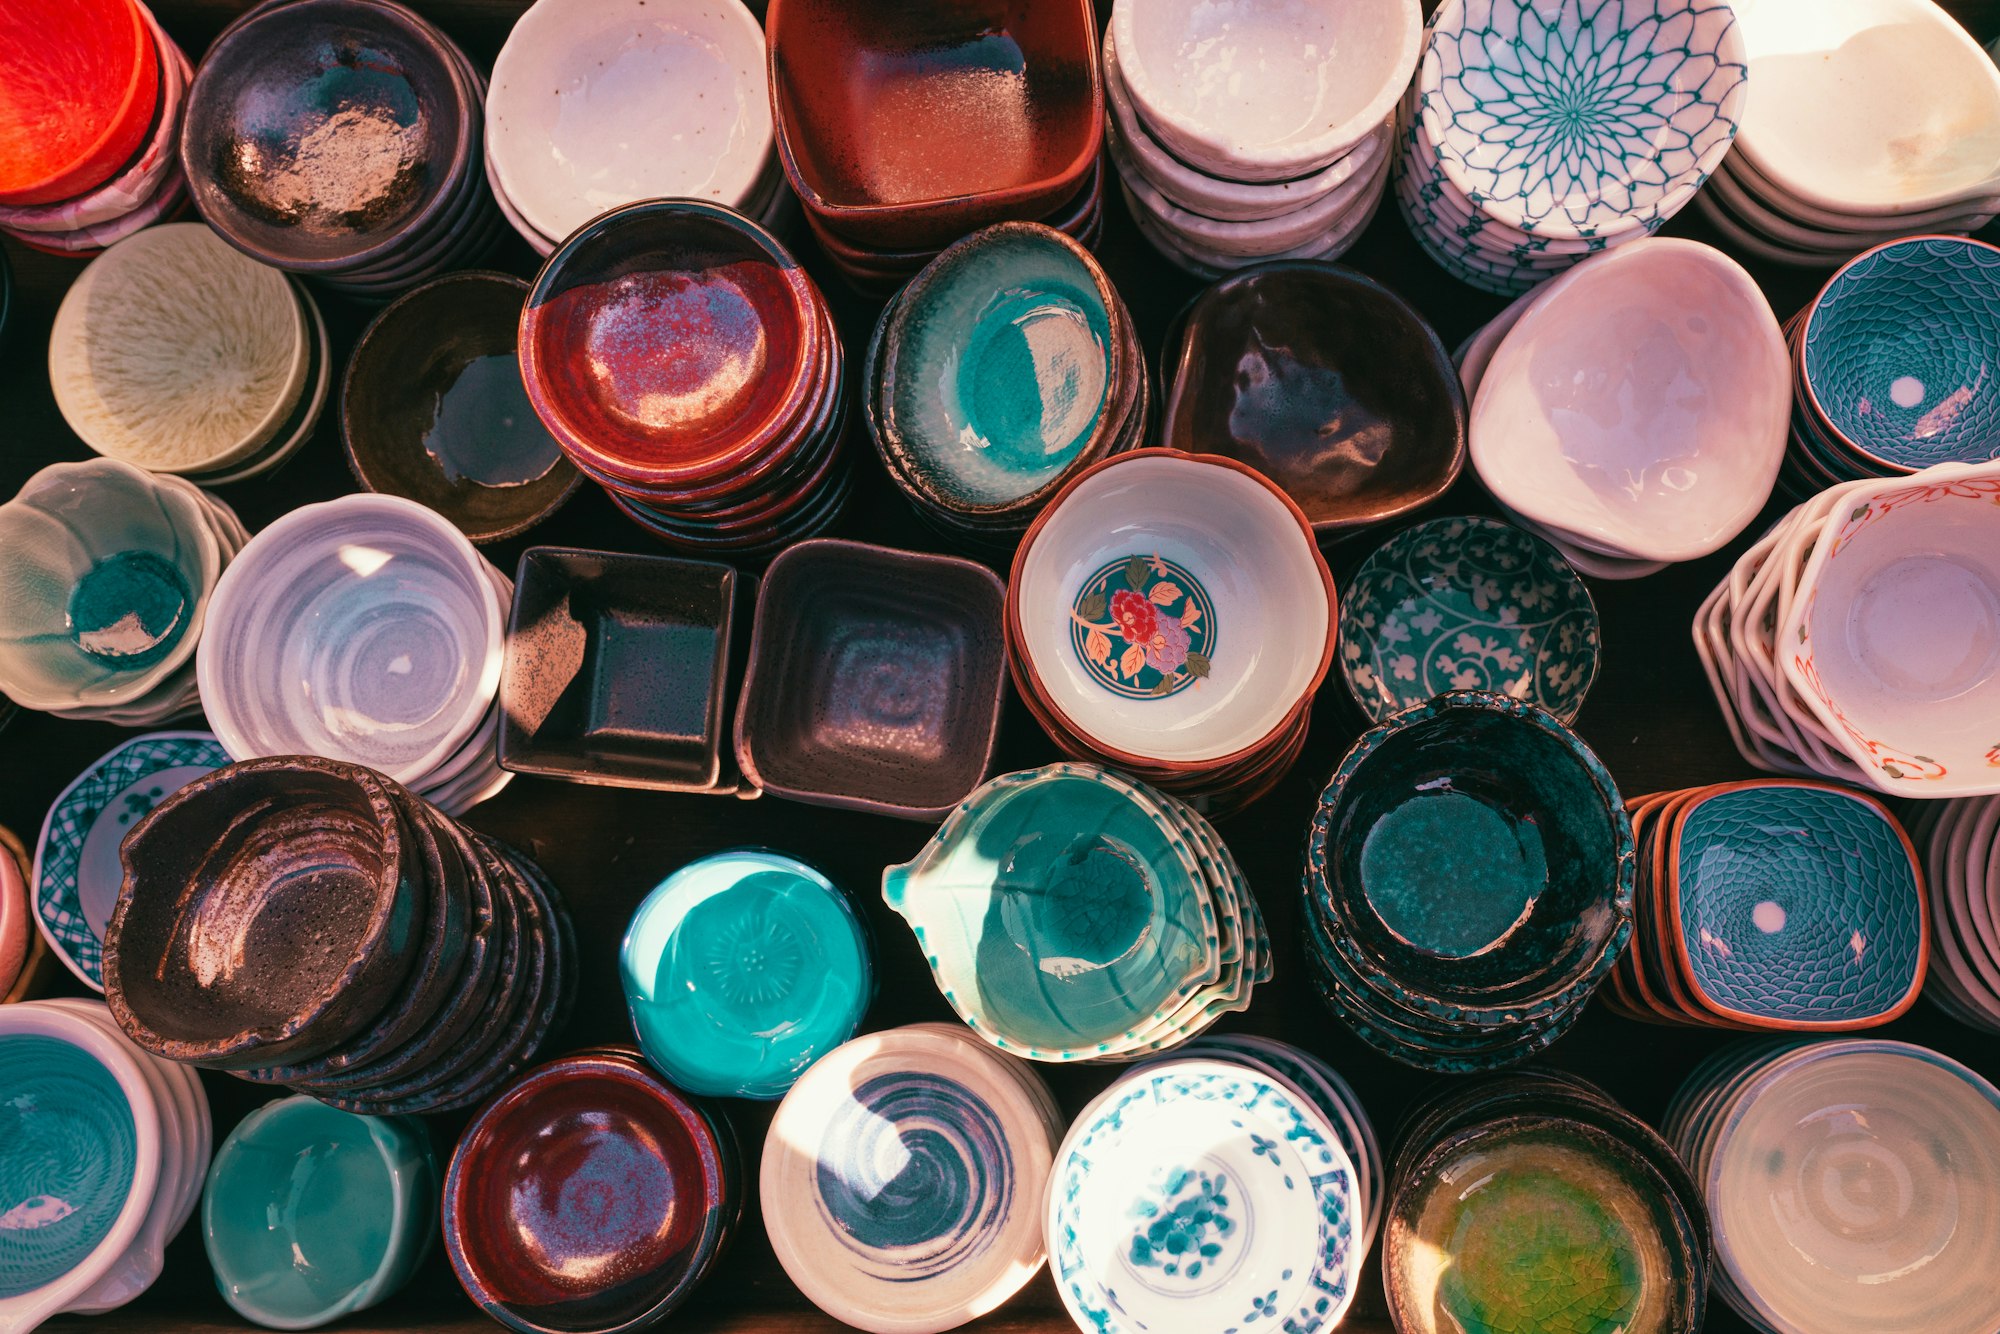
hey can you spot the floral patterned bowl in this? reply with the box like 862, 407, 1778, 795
1339, 517, 1599, 725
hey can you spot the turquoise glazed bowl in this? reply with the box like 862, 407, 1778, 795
1339, 516, 1599, 725
1304, 692, 1633, 1025
202, 1096, 438, 1330
1801, 236, 2000, 470
620, 850, 873, 1100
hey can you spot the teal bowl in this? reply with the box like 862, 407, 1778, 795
620, 850, 873, 1100
202, 1096, 437, 1330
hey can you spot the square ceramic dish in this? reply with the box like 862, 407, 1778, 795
733, 540, 1006, 820
498, 547, 753, 793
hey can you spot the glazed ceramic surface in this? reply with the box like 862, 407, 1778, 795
0, 0, 159, 206
0, 1035, 139, 1299
1340, 517, 1599, 725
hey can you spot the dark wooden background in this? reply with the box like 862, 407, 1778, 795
9, 2, 2000, 1329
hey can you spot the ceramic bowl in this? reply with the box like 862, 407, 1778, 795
0, 0, 158, 206
1724, 140, 2000, 232
443, 1053, 736, 1334
342, 271, 581, 543
1735, 0, 2000, 218
1778, 461, 2000, 797
1010, 449, 1335, 767
0, 459, 223, 713
767, 0, 1102, 250
1800, 237, 2000, 471
1419, 0, 1748, 240
1110, 0, 1419, 182
1162, 263, 1466, 538
1340, 517, 1599, 725
204, 1098, 437, 1331
198, 494, 504, 788
487, 0, 772, 243
498, 547, 753, 793
0, 823, 26, 1001
733, 541, 1007, 819
1306, 691, 1634, 1020
103, 757, 421, 1069
620, 850, 873, 1100
1471, 239, 1788, 563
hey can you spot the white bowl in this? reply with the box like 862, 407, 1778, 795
1710, 160, 1997, 253
1780, 461, 2000, 797
1471, 238, 1789, 564
1109, 0, 1420, 182
1122, 172, 1386, 275
1724, 145, 2000, 235
487, 0, 774, 244
1015, 451, 1332, 763
1735, 0, 2000, 217
197, 494, 505, 788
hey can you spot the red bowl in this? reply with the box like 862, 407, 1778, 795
0, 0, 160, 206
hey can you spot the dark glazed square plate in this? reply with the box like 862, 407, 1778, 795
734, 539, 1006, 819
499, 547, 753, 792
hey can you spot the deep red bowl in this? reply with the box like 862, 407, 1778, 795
0, 0, 160, 206
444, 1052, 734, 1334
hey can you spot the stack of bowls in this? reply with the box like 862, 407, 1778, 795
1464, 239, 1788, 580
0, 0, 192, 255
1006, 450, 1336, 809
1911, 797, 2000, 1033
444, 1050, 741, 1334
50, 224, 330, 486
0, 460, 245, 726
1046, 1054, 1364, 1334
1778, 237, 2000, 496
1396, 0, 1749, 295
180, 0, 501, 300
203, 1098, 436, 1331
198, 494, 511, 816
520, 200, 851, 556
1694, 460, 2000, 797
0, 999, 210, 1332
762, 1023, 1061, 1334
485, 0, 783, 257
766, 0, 1105, 293
102, 756, 576, 1116
885, 763, 1269, 1063
1386, 1072, 1710, 1334
1104, 0, 1417, 277
1665, 1039, 2000, 1334
1606, 780, 1927, 1030
1303, 692, 1634, 1072
1696, 0, 2000, 266
865, 223, 1148, 549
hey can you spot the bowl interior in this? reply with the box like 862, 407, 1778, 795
770, 0, 1097, 212
1164, 264, 1464, 532
1016, 454, 1328, 764
0, 0, 156, 201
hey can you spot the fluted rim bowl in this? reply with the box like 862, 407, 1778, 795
1009, 449, 1336, 768
1470, 238, 1789, 564
1305, 691, 1634, 1022
178, 0, 476, 272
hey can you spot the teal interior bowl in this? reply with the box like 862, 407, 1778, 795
620, 850, 874, 1100
874, 223, 1119, 514
202, 1096, 437, 1330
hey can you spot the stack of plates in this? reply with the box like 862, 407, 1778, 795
103, 756, 575, 1117
884, 763, 1269, 1064
1606, 779, 1927, 1030
1397, 0, 1748, 295
1665, 1039, 2000, 1334
50, 225, 330, 487
0, 0, 192, 255
1911, 798, 2000, 1034
1778, 237, 2000, 497
1046, 1055, 1364, 1334
198, 495, 513, 817
520, 200, 852, 558
762, 1024, 1062, 1334
0, 999, 211, 1329
0, 459, 246, 727
1101, 0, 1415, 277
1387, 1071, 1710, 1334
1695, 0, 2000, 267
